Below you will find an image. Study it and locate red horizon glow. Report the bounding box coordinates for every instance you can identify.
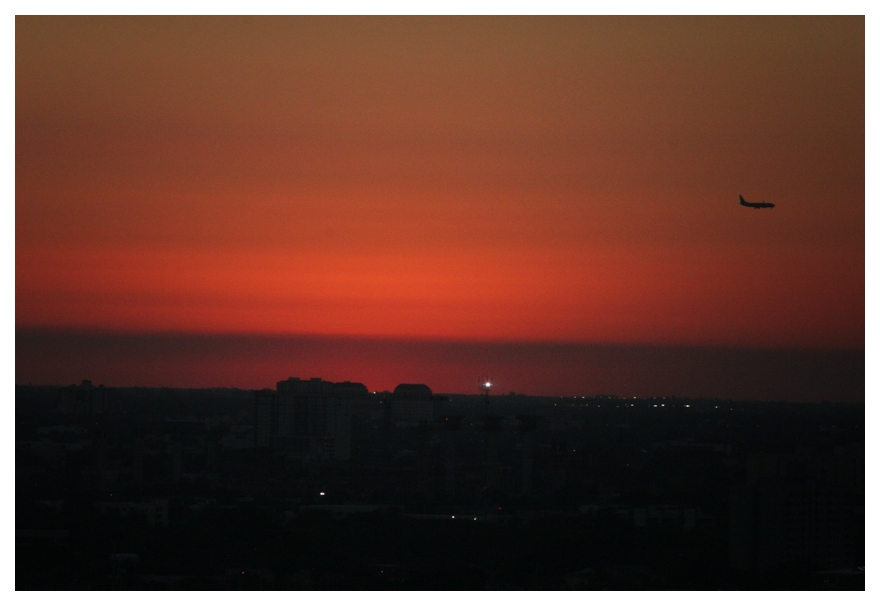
[16,17,865,392]
[14,330,865,402]
[16,240,863,349]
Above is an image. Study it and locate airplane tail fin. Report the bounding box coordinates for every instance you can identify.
[739,195,745,204]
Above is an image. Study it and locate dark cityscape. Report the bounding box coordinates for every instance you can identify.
[16,378,864,590]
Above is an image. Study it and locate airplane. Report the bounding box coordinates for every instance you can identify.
[740,194,775,209]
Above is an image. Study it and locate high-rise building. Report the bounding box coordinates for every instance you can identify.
[728,444,864,572]
[58,379,111,415]
[254,389,276,449]
[253,377,368,461]
[390,383,434,426]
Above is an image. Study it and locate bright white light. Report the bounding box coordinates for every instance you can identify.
[484,382,492,388]
[319,492,325,496]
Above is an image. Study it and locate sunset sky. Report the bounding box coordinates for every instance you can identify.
[15,16,865,400]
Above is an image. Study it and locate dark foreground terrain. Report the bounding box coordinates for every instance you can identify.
[17,384,864,590]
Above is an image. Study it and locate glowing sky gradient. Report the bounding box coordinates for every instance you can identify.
[15,17,864,398]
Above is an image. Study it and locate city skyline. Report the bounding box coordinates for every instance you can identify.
[15,330,864,402]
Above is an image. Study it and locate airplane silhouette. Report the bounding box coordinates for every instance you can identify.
[739,195,775,209]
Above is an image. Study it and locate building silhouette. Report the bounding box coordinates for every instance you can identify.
[390,383,434,426]
[728,444,864,572]
[58,379,110,415]
[254,378,367,461]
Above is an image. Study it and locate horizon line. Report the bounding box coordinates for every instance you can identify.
[14,382,866,405]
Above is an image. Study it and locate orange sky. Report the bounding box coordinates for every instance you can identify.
[16,16,864,355]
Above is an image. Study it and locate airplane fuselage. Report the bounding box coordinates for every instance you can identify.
[739,195,774,209]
